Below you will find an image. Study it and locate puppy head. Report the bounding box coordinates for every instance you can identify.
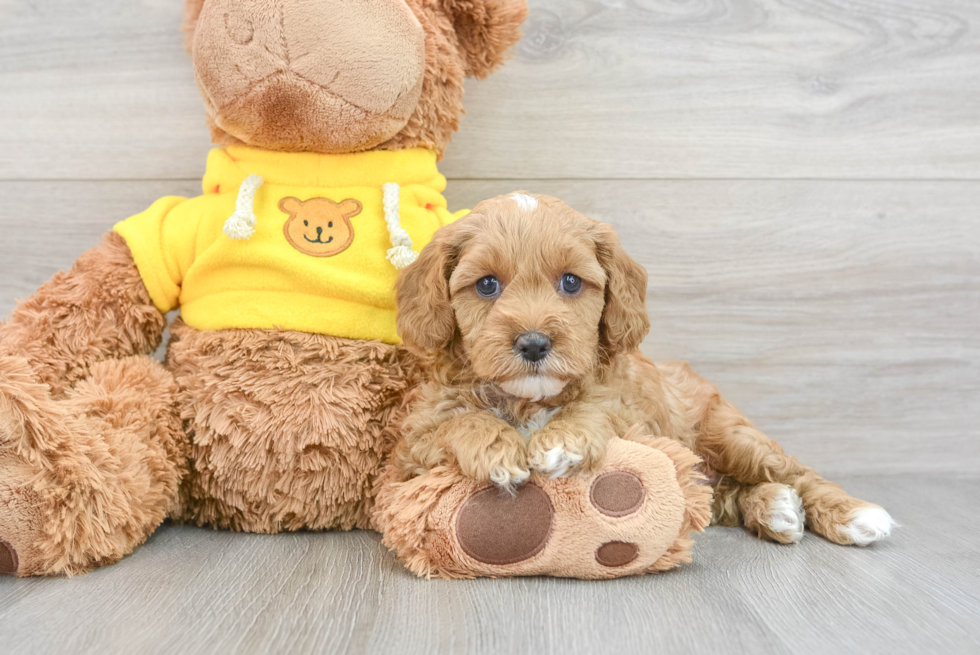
[396,192,650,400]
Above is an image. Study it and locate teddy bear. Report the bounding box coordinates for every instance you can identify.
[0,0,715,581]
[0,0,530,577]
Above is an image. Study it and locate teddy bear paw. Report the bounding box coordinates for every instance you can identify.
[0,539,18,575]
[453,466,657,572]
[0,452,47,577]
[376,437,712,579]
[441,438,711,578]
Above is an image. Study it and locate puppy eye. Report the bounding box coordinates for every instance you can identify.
[303,220,309,226]
[475,275,501,298]
[328,221,333,228]
[560,273,582,295]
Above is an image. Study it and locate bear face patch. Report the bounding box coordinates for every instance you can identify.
[280,197,362,257]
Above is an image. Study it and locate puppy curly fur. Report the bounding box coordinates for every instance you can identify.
[393,192,894,546]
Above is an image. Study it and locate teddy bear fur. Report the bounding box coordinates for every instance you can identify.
[0,0,528,576]
[183,0,526,156]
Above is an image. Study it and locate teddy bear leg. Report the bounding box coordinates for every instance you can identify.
[0,449,45,576]
[167,323,421,533]
[0,354,187,576]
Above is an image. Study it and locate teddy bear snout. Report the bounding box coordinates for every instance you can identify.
[193,0,426,152]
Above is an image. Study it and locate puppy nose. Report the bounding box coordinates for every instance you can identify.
[316,226,323,234]
[515,332,552,363]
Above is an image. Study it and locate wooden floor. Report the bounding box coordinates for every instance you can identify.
[1,0,978,653]
[0,475,977,654]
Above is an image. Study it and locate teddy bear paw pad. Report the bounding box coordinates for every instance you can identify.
[589,470,645,517]
[456,483,554,565]
[0,538,18,575]
[595,540,640,567]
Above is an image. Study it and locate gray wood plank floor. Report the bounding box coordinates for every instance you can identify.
[0,475,977,655]
[3,0,980,180]
[1,0,978,653]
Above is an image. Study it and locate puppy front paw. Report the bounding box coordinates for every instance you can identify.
[457,432,529,494]
[488,464,531,493]
[529,446,583,478]
[528,430,602,479]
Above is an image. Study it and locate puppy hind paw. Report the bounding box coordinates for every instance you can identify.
[529,446,584,478]
[740,483,805,544]
[765,487,805,544]
[838,507,896,546]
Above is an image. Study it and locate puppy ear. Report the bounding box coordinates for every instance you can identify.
[396,223,461,352]
[443,0,529,79]
[594,223,651,354]
[182,0,207,54]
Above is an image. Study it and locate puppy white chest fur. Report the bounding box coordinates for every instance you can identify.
[499,376,566,402]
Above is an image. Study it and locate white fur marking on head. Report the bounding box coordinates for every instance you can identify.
[530,446,583,478]
[223,174,264,240]
[500,376,566,402]
[510,193,538,212]
[767,487,805,543]
[841,507,896,546]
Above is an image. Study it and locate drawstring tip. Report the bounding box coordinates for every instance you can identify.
[386,245,418,269]
[223,215,256,240]
[223,174,264,241]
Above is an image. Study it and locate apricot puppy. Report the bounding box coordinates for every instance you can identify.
[393,192,896,547]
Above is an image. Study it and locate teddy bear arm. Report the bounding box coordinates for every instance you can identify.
[0,231,165,395]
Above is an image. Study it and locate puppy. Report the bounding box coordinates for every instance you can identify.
[393,192,895,546]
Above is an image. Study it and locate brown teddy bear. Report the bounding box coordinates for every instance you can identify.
[0,0,529,577]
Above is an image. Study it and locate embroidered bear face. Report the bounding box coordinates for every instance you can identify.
[280,197,362,257]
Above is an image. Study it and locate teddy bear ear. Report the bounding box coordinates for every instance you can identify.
[279,197,303,215]
[338,199,363,219]
[181,0,207,54]
[443,0,530,79]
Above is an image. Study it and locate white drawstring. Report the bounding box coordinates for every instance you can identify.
[382,182,418,269]
[223,174,264,240]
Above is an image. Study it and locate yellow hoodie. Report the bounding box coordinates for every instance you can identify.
[114,146,465,344]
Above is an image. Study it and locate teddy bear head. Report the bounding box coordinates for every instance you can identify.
[182,0,528,156]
